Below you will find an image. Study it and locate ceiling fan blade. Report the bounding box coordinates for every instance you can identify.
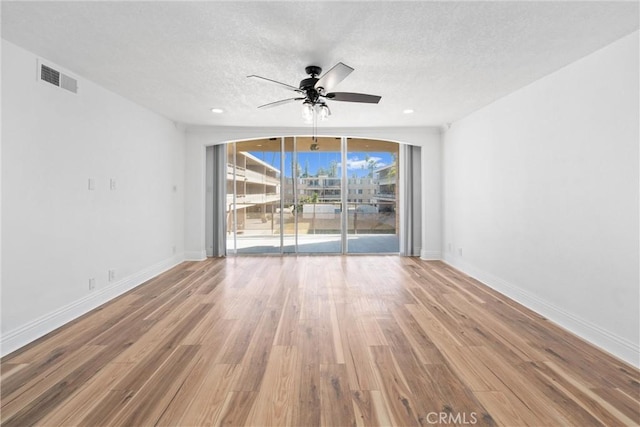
[325,92,381,104]
[314,62,354,92]
[248,75,303,93]
[257,97,305,109]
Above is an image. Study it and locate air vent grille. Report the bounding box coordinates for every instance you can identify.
[39,62,78,94]
[40,64,60,86]
[60,74,78,93]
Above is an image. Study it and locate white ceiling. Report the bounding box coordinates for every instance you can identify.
[2,1,638,128]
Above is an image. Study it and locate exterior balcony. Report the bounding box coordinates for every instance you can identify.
[377,176,396,186]
[227,164,279,186]
[227,193,281,210]
[375,192,396,202]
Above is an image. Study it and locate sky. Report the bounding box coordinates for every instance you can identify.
[249,151,394,178]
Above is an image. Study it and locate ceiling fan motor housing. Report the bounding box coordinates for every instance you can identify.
[299,77,318,90]
[300,65,323,103]
[300,78,320,103]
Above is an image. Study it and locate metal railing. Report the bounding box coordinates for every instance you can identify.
[227,193,281,206]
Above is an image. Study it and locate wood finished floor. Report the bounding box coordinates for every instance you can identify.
[1,256,639,427]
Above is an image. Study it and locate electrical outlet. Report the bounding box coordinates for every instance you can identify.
[89,278,96,290]
[88,178,95,191]
[110,178,117,190]
[108,269,116,282]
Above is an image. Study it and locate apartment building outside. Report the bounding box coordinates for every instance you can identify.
[226,151,281,234]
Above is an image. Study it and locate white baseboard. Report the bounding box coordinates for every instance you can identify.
[420,250,442,260]
[1,254,185,357]
[442,256,639,367]
[184,250,207,261]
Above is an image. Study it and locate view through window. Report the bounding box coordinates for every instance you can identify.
[226,137,399,254]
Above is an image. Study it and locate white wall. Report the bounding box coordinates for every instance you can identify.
[184,126,442,260]
[1,40,187,355]
[442,31,639,366]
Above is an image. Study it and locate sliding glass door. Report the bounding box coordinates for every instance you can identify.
[346,139,399,253]
[282,138,296,254]
[227,138,282,254]
[295,137,343,253]
[225,136,399,254]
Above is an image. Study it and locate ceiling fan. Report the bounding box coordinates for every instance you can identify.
[248,62,381,121]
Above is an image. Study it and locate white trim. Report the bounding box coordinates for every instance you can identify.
[420,250,441,260]
[443,256,640,367]
[0,254,185,357]
[186,125,442,148]
[184,250,207,261]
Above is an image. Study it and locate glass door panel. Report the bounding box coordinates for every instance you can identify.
[346,139,399,253]
[227,138,283,254]
[282,137,297,253]
[295,137,342,253]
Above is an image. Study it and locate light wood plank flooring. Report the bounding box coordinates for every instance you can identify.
[1,256,639,426]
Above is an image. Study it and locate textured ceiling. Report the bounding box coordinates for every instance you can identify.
[2,1,638,128]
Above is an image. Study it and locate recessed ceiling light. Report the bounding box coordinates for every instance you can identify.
[403,109,414,114]
[210,108,224,114]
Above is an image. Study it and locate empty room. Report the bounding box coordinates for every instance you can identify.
[1,1,638,426]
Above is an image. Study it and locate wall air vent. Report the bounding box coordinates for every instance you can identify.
[40,64,60,86]
[38,61,78,94]
[60,74,78,93]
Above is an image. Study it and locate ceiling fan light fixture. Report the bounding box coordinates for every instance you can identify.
[302,101,314,123]
[319,103,331,121]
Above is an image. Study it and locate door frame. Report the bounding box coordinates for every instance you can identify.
[218,135,401,255]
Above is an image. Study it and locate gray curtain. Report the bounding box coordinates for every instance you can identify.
[211,144,227,257]
[400,144,422,256]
